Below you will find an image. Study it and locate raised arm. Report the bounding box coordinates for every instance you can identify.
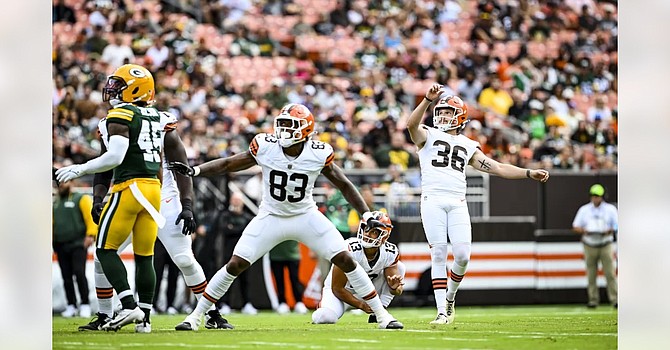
[407,83,443,148]
[469,149,550,182]
[168,151,258,177]
[321,163,369,215]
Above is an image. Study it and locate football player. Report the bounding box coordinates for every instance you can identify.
[312,211,405,324]
[169,103,404,330]
[77,110,231,332]
[406,84,550,325]
[56,64,164,331]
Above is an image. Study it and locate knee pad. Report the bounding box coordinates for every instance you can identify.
[311,308,338,324]
[173,253,195,269]
[430,244,449,265]
[452,243,471,266]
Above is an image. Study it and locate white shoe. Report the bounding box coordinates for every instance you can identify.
[166,306,179,315]
[102,306,145,331]
[429,313,448,325]
[276,302,290,315]
[61,305,77,318]
[349,309,364,315]
[241,302,258,315]
[135,321,151,333]
[445,300,456,324]
[175,315,201,331]
[293,302,308,315]
[218,304,232,315]
[79,304,92,318]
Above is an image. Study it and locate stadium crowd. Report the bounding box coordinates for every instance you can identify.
[53,0,618,174]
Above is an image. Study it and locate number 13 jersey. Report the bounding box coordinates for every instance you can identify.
[416,125,479,197]
[249,133,335,217]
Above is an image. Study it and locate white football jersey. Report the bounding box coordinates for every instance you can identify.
[416,125,480,197]
[324,237,400,293]
[249,134,335,216]
[97,110,179,199]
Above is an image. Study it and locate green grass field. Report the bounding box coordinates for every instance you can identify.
[53,305,617,350]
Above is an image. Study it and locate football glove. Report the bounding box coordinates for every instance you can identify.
[167,161,196,177]
[91,197,105,225]
[55,164,88,183]
[175,207,197,235]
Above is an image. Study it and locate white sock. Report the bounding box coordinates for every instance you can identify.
[345,264,390,321]
[430,244,448,315]
[446,263,466,302]
[193,266,236,317]
[94,258,114,316]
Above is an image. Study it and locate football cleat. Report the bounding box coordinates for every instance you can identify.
[368,314,377,323]
[429,313,448,325]
[445,300,456,324]
[175,315,202,331]
[135,320,151,333]
[78,312,112,331]
[205,310,234,329]
[102,307,145,332]
[379,318,404,329]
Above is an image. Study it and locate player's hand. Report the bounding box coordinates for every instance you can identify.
[530,169,550,183]
[55,164,88,183]
[386,274,404,291]
[167,161,196,177]
[91,201,105,225]
[358,301,373,314]
[175,207,197,235]
[426,83,443,102]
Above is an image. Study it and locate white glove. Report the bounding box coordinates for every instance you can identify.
[55,164,88,183]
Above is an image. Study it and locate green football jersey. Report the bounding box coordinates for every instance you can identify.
[105,103,162,183]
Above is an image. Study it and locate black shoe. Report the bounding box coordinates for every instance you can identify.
[78,312,112,331]
[175,321,195,331]
[381,320,404,329]
[205,310,234,329]
[613,303,618,309]
[368,314,377,323]
[587,302,598,309]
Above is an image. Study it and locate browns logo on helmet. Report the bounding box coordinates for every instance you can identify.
[274,103,316,148]
[433,95,468,132]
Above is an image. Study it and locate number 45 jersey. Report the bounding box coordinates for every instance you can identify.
[249,133,335,217]
[417,125,480,197]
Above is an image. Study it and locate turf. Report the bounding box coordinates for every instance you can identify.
[53,305,617,350]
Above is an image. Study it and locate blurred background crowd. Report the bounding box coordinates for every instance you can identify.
[53,0,618,174]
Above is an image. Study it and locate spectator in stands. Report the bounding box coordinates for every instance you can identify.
[373,131,417,170]
[526,99,546,141]
[456,70,483,105]
[264,78,289,111]
[478,76,513,116]
[101,33,135,68]
[586,94,613,129]
[85,25,109,56]
[572,184,618,309]
[53,178,97,318]
[53,0,76,24]
[420,23,450,54]
[145,36,170,71]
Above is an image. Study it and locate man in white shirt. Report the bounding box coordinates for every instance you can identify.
[572,184,618,308]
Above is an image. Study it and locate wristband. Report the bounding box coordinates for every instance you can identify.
[526,169,531,178]
[424,96,434,102]
[193,166,201,177]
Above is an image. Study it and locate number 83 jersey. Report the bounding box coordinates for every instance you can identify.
[249,133,335,217]
[417,125,480,197]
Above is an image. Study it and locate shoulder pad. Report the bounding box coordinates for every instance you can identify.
[250,133,278,156]
[160,111,178,132]
[107,107,134,122]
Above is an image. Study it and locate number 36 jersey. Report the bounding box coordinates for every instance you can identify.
[249,133,335,217]
[417,125,480,197]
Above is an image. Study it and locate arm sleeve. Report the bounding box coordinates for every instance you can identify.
[78,195,98,236]
[81,135,129,174]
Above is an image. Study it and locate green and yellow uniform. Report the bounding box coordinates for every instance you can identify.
[97,103,162,256]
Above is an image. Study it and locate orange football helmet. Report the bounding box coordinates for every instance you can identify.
[357,211,393,248]
[274,103,316,147]
[433,95,468,132]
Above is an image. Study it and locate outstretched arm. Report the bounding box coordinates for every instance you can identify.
[469,149,550,182]
[168,151,258,177]
[331,265,373,313]
[321,163,369,215]
[407,83,443,148]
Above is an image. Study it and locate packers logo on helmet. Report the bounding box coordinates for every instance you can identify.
[103,64,155,105]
